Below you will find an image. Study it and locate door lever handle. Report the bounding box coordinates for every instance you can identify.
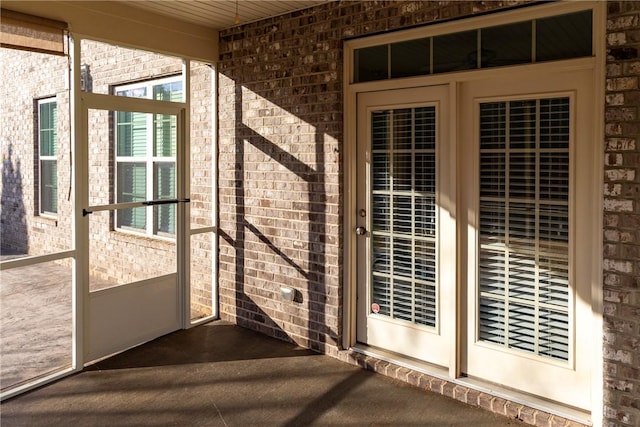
[355,226,367,235]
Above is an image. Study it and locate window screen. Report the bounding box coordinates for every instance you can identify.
[478,97,570,361]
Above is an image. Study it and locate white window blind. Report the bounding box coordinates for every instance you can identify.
[370,106,437,327]
[478,97,570,361]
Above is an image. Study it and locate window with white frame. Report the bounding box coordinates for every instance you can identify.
[114,77,182,237]
[38,98,58,215]
[353,10,592,83]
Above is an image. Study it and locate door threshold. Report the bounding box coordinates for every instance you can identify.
[350,344,591,426]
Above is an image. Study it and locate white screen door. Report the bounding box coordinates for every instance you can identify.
[81,94,186,362]
[356,86,454,368]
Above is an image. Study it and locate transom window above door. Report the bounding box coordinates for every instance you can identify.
[114,77,182,237]
[353,9,592,83]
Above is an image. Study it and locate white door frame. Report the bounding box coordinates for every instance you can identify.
[70,34,199,364]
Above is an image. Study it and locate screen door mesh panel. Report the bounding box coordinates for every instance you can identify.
[370,107,437,327]
[478,97,570,361]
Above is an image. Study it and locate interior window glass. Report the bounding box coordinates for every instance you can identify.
[536,10,592,62]
[355,45,388,83]
[391,38,430,78]
[433,30,477,74]
[117,162,147,230]
[154,163,176,235]
[481,21,532,68]
[38,100,58,215]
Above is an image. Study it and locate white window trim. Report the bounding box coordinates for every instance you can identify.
[37,97,58,217]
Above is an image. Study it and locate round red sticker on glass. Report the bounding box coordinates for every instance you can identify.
[371,303,380,314]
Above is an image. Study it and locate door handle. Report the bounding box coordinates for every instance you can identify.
[141,198,190,206]
[355,226,367,235]
[82,198,191,216]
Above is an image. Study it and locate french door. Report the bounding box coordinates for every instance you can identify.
[355,68,595,410]
[355,85,455,368]
[460,69,595,410]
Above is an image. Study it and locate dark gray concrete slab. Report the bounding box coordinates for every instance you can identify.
[1,321,518,427]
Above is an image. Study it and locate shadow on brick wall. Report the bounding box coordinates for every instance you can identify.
[1,143,29,255]
[217,79,337,348]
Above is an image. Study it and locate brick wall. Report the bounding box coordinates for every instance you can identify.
[604,2,640,426]
[0,49,70,256]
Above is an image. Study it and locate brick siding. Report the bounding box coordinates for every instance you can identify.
[604,2,640,427]
[217,0,530,357]
[1,50,69,255]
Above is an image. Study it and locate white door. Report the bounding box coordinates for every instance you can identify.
[460,69,595,410]
[81,93,186,362]
[356,85,455,368]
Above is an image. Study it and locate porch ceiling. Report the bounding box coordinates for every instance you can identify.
[1,0,331,61]
[123,1,332,30]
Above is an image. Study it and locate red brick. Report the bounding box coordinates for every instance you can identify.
[533,411,553,427]
[453,385,468,403]
[491,397,508,415]
[477,393,493,411]
[442,382,456,398]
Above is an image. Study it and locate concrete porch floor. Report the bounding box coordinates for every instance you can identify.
[1,320,519,426]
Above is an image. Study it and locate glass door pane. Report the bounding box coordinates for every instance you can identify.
[477,97,570,361]
[370,107,438,327]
